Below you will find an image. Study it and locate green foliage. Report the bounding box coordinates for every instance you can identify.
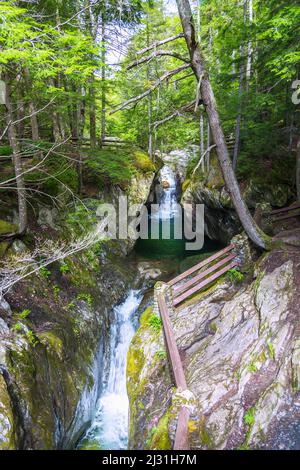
[52,284,60,300]
[267,340,275,360]
[26,329,39,347]
[25,152,78,196]
[65,203,98,235]
[155,349,167,360]
[0,145,12,156]
[13,322,22,332]
[244,408,255,427]
[59,263,70,274]
[39,267,51,279]
[148,314,162,331]
[247,362,258,374]
[227,269,244,283]
[85,147,154,190]
[18,309,31,319]
[76,293,93,307]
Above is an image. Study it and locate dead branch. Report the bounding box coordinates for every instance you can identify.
[135,33,184,56]
[110,64,190,114]
[127,50,189,70]
[152,100,196,130]
[0,217,109,296]
[0,98,56,141]
[192,144,216,176]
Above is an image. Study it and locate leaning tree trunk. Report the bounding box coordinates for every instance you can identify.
[4,72,27,234]
[176,0,268,249]
[200,113,204,172]
[297,138,300,201]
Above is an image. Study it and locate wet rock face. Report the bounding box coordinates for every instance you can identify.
[181,152,294,244]
[127,248,300,449]
[0,252,135,450]
[0,170,156,450]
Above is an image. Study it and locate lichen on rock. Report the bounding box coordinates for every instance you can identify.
[127,246,300,450]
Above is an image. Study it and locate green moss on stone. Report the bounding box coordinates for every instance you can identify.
[149,410,171,450]
[0,220,17,236]
[38,332,64,359]
[0,241,9,258]
[199,416,213,449]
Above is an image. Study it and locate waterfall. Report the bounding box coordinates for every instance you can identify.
[79,290,142,450]
[155,165,180,220]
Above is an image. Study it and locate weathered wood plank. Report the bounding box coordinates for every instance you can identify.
[272,211,300,221]
[157,294,187,390]
[174,406,190,450]
[173,252,236,297]
[168,244,235,287]
[271,202,300,215]
[173,260,238,307]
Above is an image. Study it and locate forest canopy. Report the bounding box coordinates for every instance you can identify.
[0,0,299,241]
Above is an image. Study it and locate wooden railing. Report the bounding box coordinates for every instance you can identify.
[157,244,239,450]
[157,294,190,450]
[169,244,238,307]
[271,202,300,222]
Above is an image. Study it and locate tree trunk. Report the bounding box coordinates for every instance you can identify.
[197,1,204,172]
[16,74,25,139]
[4,72,27,234]
[232,0,247,171]
[49,78,61,142]
[24,68,39,140]
[206,121,211,172]
[77,86,86,141]
[146,12,153,158]
[206,26,213,172]
[245,0,253,93]
[89,75,96,148]
[297,138,300,201]
[200,113,204,172]
[175,0,267,249]
[101,16,106,146]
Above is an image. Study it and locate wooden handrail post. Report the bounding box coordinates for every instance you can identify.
[174,406,190,450]
[157,293,187,390]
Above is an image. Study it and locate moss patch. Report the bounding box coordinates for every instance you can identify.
[0,220,17,236]
[149,410,171,450]
[0,241,9,257]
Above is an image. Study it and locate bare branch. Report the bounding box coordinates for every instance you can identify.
[135,33,184,56]
[0,217,109,296]
[152,100,196,130]
[0,98,56,140]
[192,145,216,176]
[110,64,190,114]
[127,50,189,70]
[0,137,70,188]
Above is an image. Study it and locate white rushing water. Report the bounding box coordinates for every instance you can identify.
[81,290,142,450]
[155,165,180,220]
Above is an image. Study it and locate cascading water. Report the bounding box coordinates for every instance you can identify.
[155,165,180,220]
[78,162,221,450]
[79,290,142,450]
[136,164,186,258]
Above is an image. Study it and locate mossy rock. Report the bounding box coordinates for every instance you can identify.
[149,410,171,450]
[0,220,17,236]
[0,375,16,449]
[0,241,9,258]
